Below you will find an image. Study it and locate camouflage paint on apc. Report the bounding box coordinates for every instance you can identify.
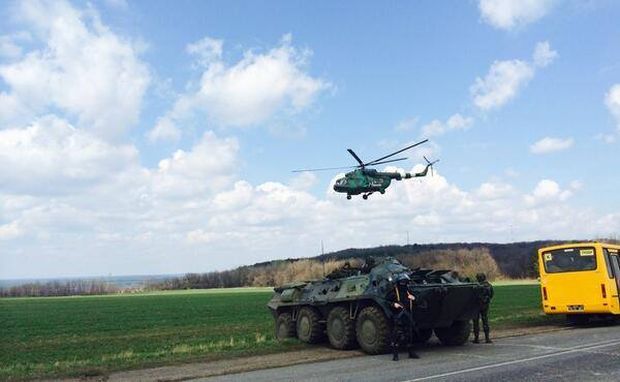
[267,258,483,329]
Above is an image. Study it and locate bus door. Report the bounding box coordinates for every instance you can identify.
[606,249,620,301]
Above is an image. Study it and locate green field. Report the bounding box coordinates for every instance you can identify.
[0,284,555,380]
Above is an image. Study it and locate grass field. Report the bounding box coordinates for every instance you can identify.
[0,284,555,380]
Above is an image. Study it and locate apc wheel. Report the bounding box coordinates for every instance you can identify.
[413,328,433,344]
[275,312,296,340]
[327,307,358,350]
[434,320,471,346]
[296,307,325,343]
[355,306,390,354]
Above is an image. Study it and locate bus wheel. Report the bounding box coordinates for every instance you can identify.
[566,314,590,326]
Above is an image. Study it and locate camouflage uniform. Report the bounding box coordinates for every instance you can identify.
[390,276,419,361]
[472,273,494,344]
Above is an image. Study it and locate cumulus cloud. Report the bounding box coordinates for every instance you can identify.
[478,0,557,30]
[476,182,514,200]
[0,137,602,278]
[149,34,330,142]
[533,41,558,68]
[530,137,574,154]
[0,0,150,139]
[471,41,557,111]
[421,113,473,137]
[524,179,572,206]
[152,131,239,198]
[0,115,138,194]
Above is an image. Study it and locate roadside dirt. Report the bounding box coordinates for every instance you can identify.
[58,325,568,382]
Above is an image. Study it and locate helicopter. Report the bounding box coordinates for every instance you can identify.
[293,139,438,200]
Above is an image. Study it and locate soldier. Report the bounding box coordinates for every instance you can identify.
[472,272,494,344]
[390,275,420,361]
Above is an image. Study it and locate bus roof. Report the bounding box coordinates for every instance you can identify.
[538,242,620,253]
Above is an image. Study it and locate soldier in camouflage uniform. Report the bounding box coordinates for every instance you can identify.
[472,272,494,344]
[390,275,420,361]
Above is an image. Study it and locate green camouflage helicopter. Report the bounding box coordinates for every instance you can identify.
[293,139,438,200]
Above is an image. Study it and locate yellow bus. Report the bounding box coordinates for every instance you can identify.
[538,242,620,323]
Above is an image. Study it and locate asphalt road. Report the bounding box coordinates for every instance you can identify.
[197,325,620,382]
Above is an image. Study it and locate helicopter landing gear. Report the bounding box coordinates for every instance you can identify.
[362,192,373,200]
[380,189,385,194]
[346,195,352,200]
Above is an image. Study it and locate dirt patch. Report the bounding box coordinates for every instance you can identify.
[56,325,566,382]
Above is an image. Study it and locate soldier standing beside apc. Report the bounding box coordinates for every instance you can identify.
[472,272,494,344]
[390,275,420,361]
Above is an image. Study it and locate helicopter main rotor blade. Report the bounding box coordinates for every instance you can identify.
[366,157,408,166]
[365,139,429,166]
[291,165,358,173]
[347,149,365,167]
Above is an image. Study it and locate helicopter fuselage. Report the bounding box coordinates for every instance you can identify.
[333,169,401,196]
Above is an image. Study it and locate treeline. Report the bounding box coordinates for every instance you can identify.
[397,247,501,280]
[0,279,118,298]
[149,259,349,290]
[150,247,503,290]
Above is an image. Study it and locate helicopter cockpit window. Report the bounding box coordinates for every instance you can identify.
[336,178,347,186]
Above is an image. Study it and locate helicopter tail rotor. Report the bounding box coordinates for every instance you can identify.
[423,156,439,176]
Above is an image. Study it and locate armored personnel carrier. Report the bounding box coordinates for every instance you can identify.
[267,257,484,354]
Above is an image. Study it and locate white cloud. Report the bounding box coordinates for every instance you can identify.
[186,36,223,67]
[476,182,514,200]
[471,42,556,111]
[530,137,574,154]
[478,0,557,30]
[0,115,138,194]
[0,138,602,278]
[0,0,150,139]
[533,41,558,68]
[149,34,330,142]
[421,113,473,137]
[524,179,572,206]
[152,131,239,198]
[471,60,534,110]
[289,172,318,191]
[606,84,620,129]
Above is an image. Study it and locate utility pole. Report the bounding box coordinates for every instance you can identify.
[321,240,325,277]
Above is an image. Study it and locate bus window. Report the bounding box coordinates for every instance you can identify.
[604,248,618,278]
[542,247,597,273]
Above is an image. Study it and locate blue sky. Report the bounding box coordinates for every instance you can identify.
[1,0,620,279]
